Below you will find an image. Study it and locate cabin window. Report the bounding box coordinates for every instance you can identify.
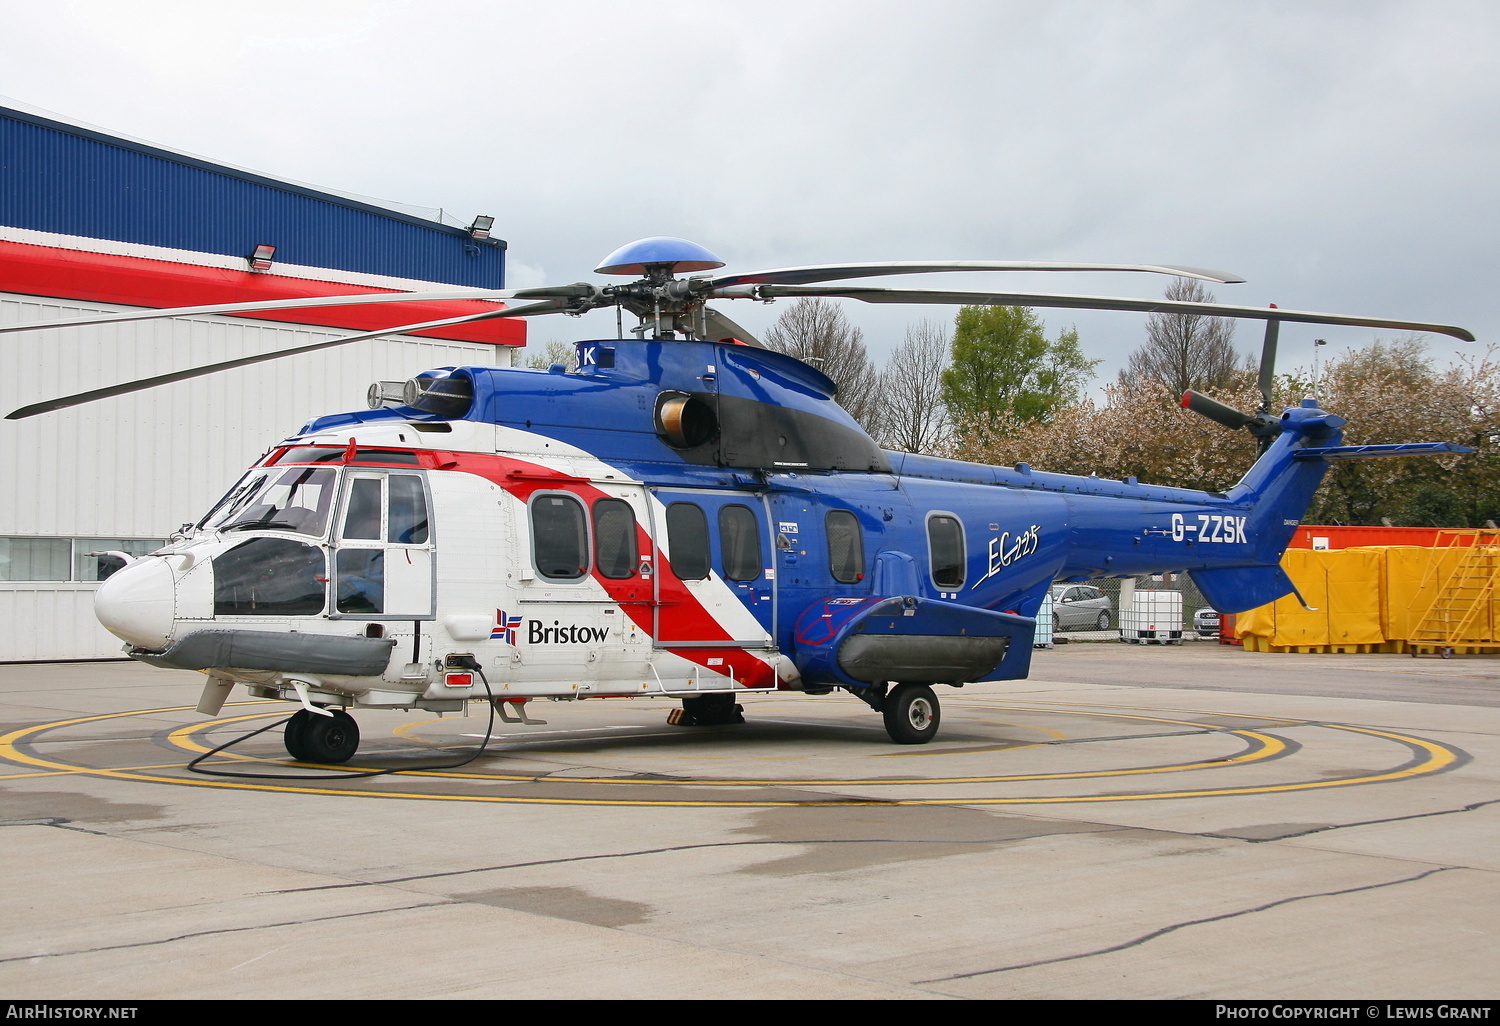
[531,494,589,580]
[214,538,326,616]
[825,510,864,584]
[665,502,709,581]
[927,514,966,589]
[719,504,762,582]
[592,498,638,580]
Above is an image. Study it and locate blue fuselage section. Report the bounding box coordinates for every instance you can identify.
[304,339,1340,685]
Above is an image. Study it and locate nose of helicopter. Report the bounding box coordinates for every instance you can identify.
[94,556,176,650]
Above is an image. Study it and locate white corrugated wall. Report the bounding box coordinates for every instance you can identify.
[0,291,515,659]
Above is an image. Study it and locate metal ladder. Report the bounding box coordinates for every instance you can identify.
[1409,530,1500,655]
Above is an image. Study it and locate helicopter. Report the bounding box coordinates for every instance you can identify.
[0,237,1475,759]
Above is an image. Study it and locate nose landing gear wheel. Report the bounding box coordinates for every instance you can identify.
[883,683,940,745]
[285,709,360,764]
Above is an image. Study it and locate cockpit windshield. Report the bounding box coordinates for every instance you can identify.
[198,467,338,537]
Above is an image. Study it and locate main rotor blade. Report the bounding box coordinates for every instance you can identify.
[701,305,764,348]
[755,285,1477,343]
[6,300,568,420]
[0,284,596,336]
[707,261,1246,289]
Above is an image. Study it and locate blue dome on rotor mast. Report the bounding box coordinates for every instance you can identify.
[594,237,726,275]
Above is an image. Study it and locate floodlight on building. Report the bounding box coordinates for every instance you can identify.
[248,244,276,271]
[467,215,495,240]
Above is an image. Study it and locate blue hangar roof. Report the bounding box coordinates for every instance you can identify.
[0,103,505,288]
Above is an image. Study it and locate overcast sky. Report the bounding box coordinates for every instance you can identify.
[2,0,1495,390]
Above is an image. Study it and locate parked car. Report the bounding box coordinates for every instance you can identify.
[1193,606,1221,639]
[1050,583,1113,631]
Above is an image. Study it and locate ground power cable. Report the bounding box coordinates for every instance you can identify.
[186,661,501,781]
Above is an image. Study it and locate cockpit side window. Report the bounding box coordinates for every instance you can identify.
[342,478,383,540]
[214,538,326,616]
[388,475,430,544]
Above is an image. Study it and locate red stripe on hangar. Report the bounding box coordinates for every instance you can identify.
[0,240,524,346]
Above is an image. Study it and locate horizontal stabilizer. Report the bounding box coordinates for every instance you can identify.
[1293,442,1474,461]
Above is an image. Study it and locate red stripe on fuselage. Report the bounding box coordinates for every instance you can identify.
[448,452,779,689]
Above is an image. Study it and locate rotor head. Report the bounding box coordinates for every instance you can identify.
[594,237,726,276]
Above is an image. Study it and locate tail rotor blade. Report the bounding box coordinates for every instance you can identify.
[1181,390,1256,431]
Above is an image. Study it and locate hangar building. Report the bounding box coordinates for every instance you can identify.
[0,101,526,660]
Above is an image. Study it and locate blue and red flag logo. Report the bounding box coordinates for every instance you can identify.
[492,610,524,645]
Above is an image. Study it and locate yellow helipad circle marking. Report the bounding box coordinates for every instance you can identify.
[162,705,1286,786]
[0,701,1461,808]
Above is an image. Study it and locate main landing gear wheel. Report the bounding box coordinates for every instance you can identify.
[284,709,360,764]
[668,693,745,727]
[883,683,940,745]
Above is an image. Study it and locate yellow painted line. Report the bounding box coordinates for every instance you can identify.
[7,703,1281,788]
[0,703,1461,808]
[163,706,1285,785]
[874,741,1046,758]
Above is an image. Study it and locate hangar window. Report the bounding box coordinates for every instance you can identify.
[0,538,165,582]
[531,494,589,580]
[665,502,709,581]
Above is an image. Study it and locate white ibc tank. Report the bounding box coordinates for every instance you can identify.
[1120,590,1184,644]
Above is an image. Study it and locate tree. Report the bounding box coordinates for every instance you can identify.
[878,319,951,454]
[940,305,1097,441]
[523,339,576,370]
[1300,336,1500,527]
[956,334,1500,528]
[763,298,882,435]
[1122,279,1240,398]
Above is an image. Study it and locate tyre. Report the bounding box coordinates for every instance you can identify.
[296,709,360,764]
[1095,610,1110,631]
[284,709,313,761]
[680,692,744,726]
[882,683,940,745]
